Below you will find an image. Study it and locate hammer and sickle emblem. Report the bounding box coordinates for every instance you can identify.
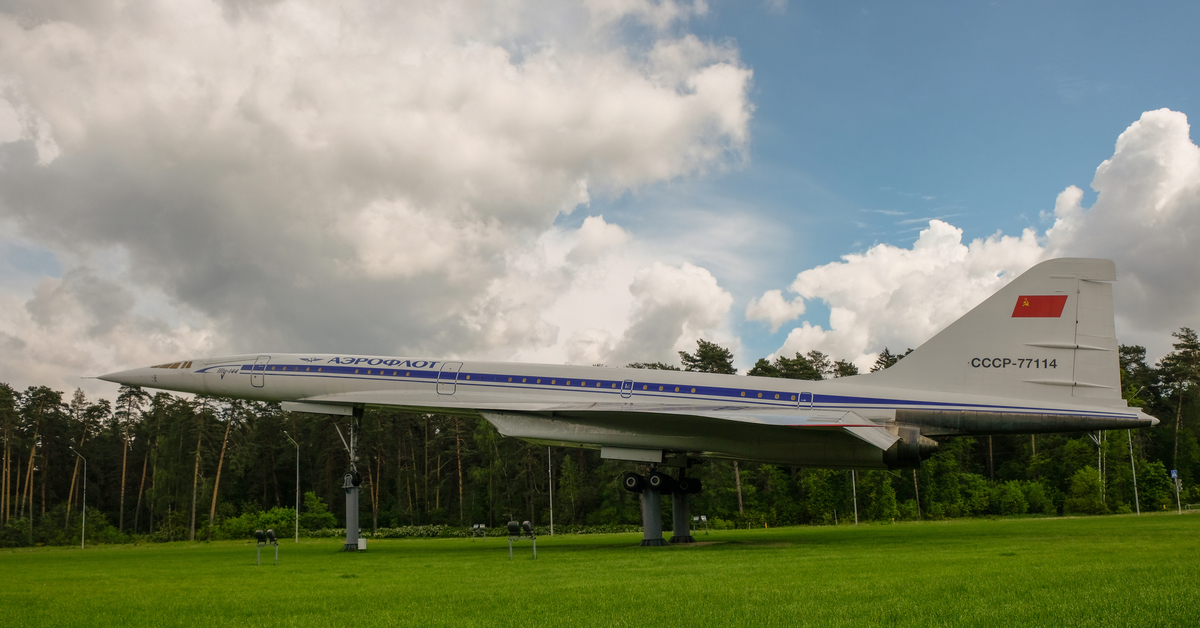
[1022,298,1030,307]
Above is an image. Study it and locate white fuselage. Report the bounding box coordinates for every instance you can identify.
[100,352,1155,470]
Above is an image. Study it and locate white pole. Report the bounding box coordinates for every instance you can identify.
[1128,430,1140,515]
[296,444,299,542]
[547,447,554,536]
[284,431,299,543]
[1088,431,1105,504]
[70,447,86,549]
[851,470,858,525]
[82,455,86,548]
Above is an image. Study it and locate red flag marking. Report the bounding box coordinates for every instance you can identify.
[1011,295,1068,318]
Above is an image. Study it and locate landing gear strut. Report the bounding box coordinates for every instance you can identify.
[669,468,697,544]
[623,463,702,546]
[639,482,666,547]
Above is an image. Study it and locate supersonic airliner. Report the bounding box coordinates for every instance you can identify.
[100,258,1157,471]
[100,257,1158,544]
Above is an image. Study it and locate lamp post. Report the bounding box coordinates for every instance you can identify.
[1127,387,1144,516]
[851,470,859,525]
[69,447,86,549]
[283,431,299,543]
[547,446,554,536]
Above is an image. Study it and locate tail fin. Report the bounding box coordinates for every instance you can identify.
[866,258,1123,406]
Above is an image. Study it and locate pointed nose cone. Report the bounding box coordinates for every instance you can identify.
[98,367,158,388]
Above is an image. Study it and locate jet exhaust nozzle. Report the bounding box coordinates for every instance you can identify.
[883,425,939,469]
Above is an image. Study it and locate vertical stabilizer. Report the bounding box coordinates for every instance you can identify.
[865,258,1123,405]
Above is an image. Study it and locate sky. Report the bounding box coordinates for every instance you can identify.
[1,0,1198,398]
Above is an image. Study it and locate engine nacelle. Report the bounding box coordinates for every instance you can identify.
[883,424,939,469]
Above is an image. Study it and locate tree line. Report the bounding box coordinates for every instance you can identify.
[2,329,1198,546]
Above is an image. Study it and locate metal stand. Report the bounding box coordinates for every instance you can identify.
[640,488,665,546]
[255,529,279,565]
[507,521,537,559]
[507,536,537,559]
[339,408,363,552]
[343,473,360,551]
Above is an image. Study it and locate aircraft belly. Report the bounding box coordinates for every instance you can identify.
[480,411,887,469]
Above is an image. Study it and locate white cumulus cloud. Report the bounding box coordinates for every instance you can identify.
[745,289,805,333]
[1045,108,1200,349]
[603,261,735,366]
[757,108,1200,368]
[767,221,1043,370]
[0,0,752,391]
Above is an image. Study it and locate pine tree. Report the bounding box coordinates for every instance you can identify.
[114,385,150,532]
[833,359,859,378]
[679,339,736,374]
[746,353,822,380]
[0,383,17,524]
[626,362,681,371]
[870,347,913,372]
[1160,328,1200,472]
[557,454,582,524]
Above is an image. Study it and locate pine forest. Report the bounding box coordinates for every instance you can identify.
[2,329,1198,547]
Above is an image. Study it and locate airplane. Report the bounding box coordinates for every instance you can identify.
[99,258,1158,545]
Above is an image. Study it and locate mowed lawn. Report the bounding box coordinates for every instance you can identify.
[2,514,1197,627]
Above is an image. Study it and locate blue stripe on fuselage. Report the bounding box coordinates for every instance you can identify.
[194,362,1138,420]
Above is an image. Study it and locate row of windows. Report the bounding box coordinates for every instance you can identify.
[267,365,422,377]
[464,374,618,388]
[463,375,796,401]
[257,364,802,402]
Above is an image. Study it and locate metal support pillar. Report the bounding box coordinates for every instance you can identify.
[342,473,360,551]
[670,468,694,544]
[639,488,665,546]
[341,407,362,552]
[669,492,694,543]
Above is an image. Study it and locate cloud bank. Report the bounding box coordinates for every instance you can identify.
[0,0,750,393]
[0,0,1194,394]
[750,109,1200,369]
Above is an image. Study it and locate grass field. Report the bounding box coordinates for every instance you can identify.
[2,513,1198,627]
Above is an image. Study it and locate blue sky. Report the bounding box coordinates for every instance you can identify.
[579,0,1200,364]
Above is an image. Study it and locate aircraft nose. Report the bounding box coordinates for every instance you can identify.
[98,367,157,387]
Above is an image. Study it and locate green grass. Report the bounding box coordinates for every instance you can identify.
[3,513,1198,627]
